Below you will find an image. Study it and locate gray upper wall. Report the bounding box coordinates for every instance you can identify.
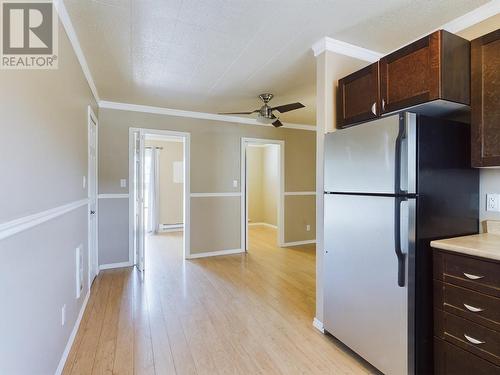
[0,27,97,223]
[98,108,316,194]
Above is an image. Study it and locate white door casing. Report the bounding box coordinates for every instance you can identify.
[87,106,98,286]
[240,137,285,250]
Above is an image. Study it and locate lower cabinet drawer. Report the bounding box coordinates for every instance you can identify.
[434,337,500,375]
[434,280,500,331]
[435,311,500,366]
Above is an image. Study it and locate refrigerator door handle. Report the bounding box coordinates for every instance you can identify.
[394,197,407,287]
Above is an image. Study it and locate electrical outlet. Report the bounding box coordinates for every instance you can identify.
[306,224,311,232]
[233,180,238,188]
[61,305,66,326]
[486,194,500,212]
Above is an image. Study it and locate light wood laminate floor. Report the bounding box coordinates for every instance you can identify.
[63,226,373,374]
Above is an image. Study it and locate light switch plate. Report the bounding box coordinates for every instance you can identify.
[120,179,127,188]
[486,194,500,212]
[233,180,238,188]
[82,176,86,189]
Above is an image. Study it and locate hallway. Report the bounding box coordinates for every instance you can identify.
[63,226,371,374]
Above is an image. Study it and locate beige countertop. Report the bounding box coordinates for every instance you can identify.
[431,221,500,261]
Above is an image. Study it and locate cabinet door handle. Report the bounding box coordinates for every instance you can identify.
[464,334,485,345]
[463,303,484,313]
[463,272,484,280]
[381,98,386,111]
[371,102,377,115]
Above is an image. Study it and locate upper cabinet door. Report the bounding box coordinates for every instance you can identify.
[471,29,500,168]
[337,62,379,128]
[380,31,441,114]
[380,30,470,115]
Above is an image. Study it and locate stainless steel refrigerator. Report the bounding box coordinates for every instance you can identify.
[324,112,479,375]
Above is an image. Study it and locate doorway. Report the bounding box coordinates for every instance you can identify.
[87,106,98,287]
[241,138,284,251]
[129,128,190,272]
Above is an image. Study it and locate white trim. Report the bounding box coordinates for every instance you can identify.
[0,199,88,241]
[313,318,325,334]
[87,105,99,291]
[383,1,500,56]
[99,261,133,270]
[54,289,90,375]
[187,248,244,259]
[311,37,383,61]
[311,1,500,60]
[442,0,500,33]
[98,193,129,199]
[284,191,316,196]
[241,138,285,250]
[53,0,99,102]
[190,192,242,198]
[99,101,316,131]
[248,222,277,229]
[282,239,316,247]
[129,127,191,260]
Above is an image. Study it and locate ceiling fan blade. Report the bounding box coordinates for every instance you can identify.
[218,110,258,115]
[272,102,305,113]
[272,119,283,128]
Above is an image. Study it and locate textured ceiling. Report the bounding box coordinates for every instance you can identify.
[64,0,490,124]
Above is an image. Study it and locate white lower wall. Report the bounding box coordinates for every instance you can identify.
[0,206,89,374]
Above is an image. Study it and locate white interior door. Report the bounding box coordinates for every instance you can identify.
[134,131,146,272]
[88,109,98,286]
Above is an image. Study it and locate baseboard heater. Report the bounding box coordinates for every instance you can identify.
[159,223,183,232]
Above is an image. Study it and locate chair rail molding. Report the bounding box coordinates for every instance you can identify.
[0,199,89,241]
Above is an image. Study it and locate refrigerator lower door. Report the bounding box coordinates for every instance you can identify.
[324,194,409,375]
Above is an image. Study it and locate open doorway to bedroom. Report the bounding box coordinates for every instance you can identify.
[241,138,284,252]
[130,128,190,273]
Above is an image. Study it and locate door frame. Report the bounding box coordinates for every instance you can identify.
[129,127,191,264]
[240,137,285,250]
[87,106,99,287]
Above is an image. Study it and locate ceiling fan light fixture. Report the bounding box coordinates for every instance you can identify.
[256,115,276,124]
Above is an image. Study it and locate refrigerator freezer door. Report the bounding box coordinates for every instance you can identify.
[324,194,408,375]
[324,113,416,194]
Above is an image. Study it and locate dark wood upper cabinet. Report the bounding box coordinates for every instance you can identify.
[337,62,379,128]
[471,29,500,168]
[379,30,470,115]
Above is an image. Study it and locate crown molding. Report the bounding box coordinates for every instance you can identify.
[54,0,99,102]
[311,37,383,61]
[312,1,499,60]
[441,0,500,33]
[99,100,316,131]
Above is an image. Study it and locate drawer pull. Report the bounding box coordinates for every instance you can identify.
[463,272,484,280]
[464,334,485,345]
[463,303,484,313]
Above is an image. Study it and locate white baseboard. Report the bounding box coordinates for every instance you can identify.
[281,239,316,247]
[187,248,244,259]
[99,261,133,270]
[248,222,277,229]
[55,289,90,375]
[313,317,325,333]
